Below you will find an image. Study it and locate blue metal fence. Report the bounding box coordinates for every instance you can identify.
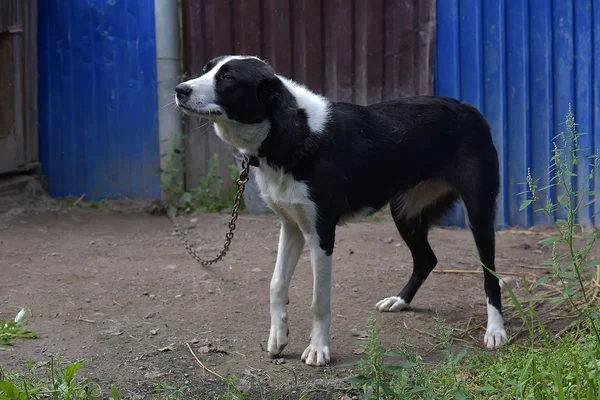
[435,0,600,228]
[38,0,160,199]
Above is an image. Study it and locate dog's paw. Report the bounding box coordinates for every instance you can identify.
[267,324,289,357]
[484,325,507,349]
[301,344,330,366]
[376,296,409,312]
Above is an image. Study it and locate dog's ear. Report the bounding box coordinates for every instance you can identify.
[257,75,282,105]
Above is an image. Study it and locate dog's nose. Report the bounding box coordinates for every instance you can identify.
[175,83,193,97]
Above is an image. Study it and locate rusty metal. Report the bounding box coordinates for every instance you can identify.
[180,0,435,195]
[169,155,251,266]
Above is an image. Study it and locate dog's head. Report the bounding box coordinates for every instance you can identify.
[175,55,330,157]
[175,55,282,125]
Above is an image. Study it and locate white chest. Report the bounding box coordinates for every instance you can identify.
[253,163,317,234]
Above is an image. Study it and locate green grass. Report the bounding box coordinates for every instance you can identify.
[159,133,245,216]
[0,309,36,350]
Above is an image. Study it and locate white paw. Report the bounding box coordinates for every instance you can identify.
[301,344,330,366]
[267,323,289,357]
[376,296,409,312]
[484,299,507,349]
[484,325,507,349]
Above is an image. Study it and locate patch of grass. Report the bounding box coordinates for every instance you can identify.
[52,196,116,211]
[341,315,472,399]
[0,309,36,350]
[0,357,104,400]
[159,134,244,215]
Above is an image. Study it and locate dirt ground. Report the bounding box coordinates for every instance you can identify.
[0,178,559,398]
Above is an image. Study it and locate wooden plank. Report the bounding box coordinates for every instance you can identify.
[233,0,261,55]
[383,0,416,100]
[12,0,24,166]
[0,33,18,173]
[353,0,384,105]
[24,0,39,164]
[414,0,435,96]
[291,0,323,93]
[179,0,436,211]
[181,0,210,190]
[262,0,292,77]
[323,0,353,101]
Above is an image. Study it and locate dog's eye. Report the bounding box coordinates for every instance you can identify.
[201,67,207,74]
[222,73,233,81]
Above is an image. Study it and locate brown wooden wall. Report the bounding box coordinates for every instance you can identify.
[0,0,38,175]
[181,0,436,189]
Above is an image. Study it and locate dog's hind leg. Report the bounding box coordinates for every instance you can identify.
[377,189,457,312]
[267,220,305,358]
[458,177,507,349]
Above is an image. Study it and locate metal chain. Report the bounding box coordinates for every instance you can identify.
[168,155,251,266]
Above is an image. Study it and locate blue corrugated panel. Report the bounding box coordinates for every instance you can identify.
[38,0,160,199]
[435,0,600,228]
[435,0,467,227]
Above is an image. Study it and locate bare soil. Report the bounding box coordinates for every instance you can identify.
[0,183,561,398]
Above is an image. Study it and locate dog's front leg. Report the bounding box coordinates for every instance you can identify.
[301,235,333,366]
[267,220,305,357]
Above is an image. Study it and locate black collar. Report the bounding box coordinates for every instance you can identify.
[248,155,260,167]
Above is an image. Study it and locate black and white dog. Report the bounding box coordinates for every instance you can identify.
[175,55,507,366]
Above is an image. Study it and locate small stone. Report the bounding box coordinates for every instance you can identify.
[189,218,198,225]
[165,264,177,270]
[352,287,358,292]
[384,237,394,244]
[149,294,156,299]
[175,294,183,298]
[349,249,354,255]
[252,267,262,272]
[273,358,286,365]
[199,345,211,353]
[84,298,91,303]
[138,366,147,370]
[534,249,542,254]
[150,329,159,335]
[207,289,215,294]
[352,348,365,355]
[190,339,200,344]
[395,243,402,247]
[142,291,149,296]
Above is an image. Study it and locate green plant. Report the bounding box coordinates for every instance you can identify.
[0,357,102,400]
[466,105,600,399]
[158,134,186,205]
[159,135,244,215]
[0,309,36,349]
[341,315,428,399]
[520,105,600,339]
[219,375,249,400]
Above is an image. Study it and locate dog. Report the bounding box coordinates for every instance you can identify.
[175,55,507,366]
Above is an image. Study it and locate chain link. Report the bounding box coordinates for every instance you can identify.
[168,155,250,266]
